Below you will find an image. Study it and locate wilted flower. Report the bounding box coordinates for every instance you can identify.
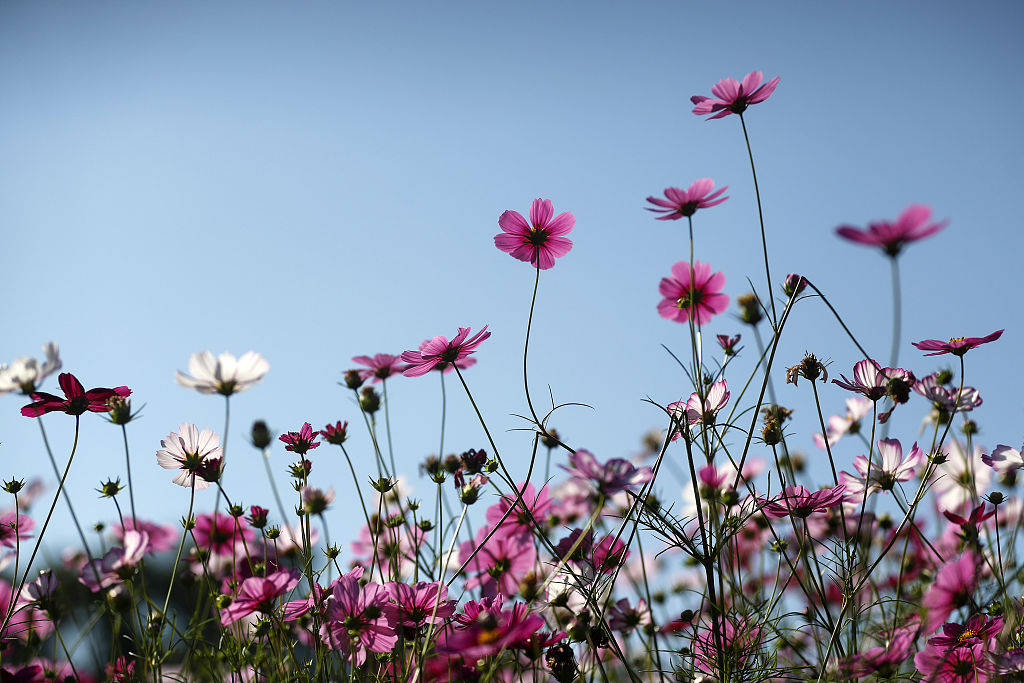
[175,350,269,396]
[717,333,741,357]
[494,198,574,270]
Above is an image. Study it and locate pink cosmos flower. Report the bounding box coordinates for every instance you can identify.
[841,621,918,678]
[193,513,253,556]
[657,261,729,326]
[401,326,490,377]
[913,330,1004,357]
[933,440,991,514]
[113,518,177,554]
[691,71,780,119]
[105,658,136,683]
[156,423,224,490]
[915,373,983,413]
[494,198,574,270]
[562,449,653,497]
[692,617,762,677]
[80,531,149,592]
[608,598,652,634]
[922,552,979,633]
[459,526,537,598]
[716,333,741,357]
[669,380,730,436]
[279,422,320,455]
[485,482,552,538]
[983,443,1023,474]
[1,663,45,682]
[20,372,130,418]
[813,396,872,449]
[0,579,52,643]
[928,614,1002,651]
[220,570,300,626]
[915,643,992,682]
[839,439,924,507]
[440,600,545,661]
[761,485,847,519]
[832,359,893,401]
[645,179,728,220]
[319,567,398,665]
[351,354,405,383]
[386,581,455,631]
[0,511,33,548]
[836,204,947,257]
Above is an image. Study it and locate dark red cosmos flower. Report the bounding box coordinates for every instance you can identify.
[943,504,996,529]
[279,422,321,455]
[912,330,1004,357]
[319,420,349,446]
[21,372,130,418]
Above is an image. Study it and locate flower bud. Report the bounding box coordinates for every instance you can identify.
[342,369,364,390]
[106,397,138,425]
[359,387,381,414]
[247,506,269,528]
[782,273,808,298]
[97,479,124,498]
[2,478,25,495]
[250,420,272,449]
[737,293,763,326]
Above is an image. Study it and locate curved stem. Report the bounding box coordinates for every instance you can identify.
[523,265,543,427]
[212,396,230,515]
[119,424,138,522]
[35,419,97,574]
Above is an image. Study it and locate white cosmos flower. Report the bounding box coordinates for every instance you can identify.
[0,342,61,395]
[156,422,224,490]
[932,439,990,513]
[175,350,269,396]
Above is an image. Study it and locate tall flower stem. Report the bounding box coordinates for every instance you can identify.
[523,265,543,427]
[438,372,447,459]
[4,416,81,634]
[120,424,137,522]
[739,111,777,326]
[889,257,902,370]
[261,446,290,527]
[382,378,399,475]
[212,396,230,515]
[36,419,97,575]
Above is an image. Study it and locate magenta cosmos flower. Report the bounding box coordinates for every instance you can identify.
[836,204,947,257]
[912,330,1003,357]
[351,353,405,383]
[761,484,847,519]
[494,198,574,270]
[279,422,320,455]
[220,570,300,626]
[645,179,728,220]
[922,551,979,633]
[386,581,455,632]
[459,525,537,598]
[657,261,729,325]
[401,326,490,377]
[21,372,130,418]
[319,567,398,665]
[691,71,780,120]
[562,449,653,497]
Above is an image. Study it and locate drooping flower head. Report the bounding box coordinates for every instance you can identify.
[645,179,728,220]
[351,354,405,383]
[156,423,224,490]
[279,422,321,456]
[915,372,983,415]
[0,342,60,395]
[691,71,780,119]
[21,372,131,418]
[836,204,947,257]
[657,261,729,326]
[175,350,269,396]
[983,443,1024,474]
[912,330,1004,357]
[562,449,653,497]
[401,326,490,377]
[494,199,574,270]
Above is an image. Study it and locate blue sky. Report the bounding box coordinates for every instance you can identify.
[1,1,1021,549]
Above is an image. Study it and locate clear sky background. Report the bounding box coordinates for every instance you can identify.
[1,1,1022,551]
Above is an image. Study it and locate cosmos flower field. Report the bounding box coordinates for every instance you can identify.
[0,71,1021,682]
